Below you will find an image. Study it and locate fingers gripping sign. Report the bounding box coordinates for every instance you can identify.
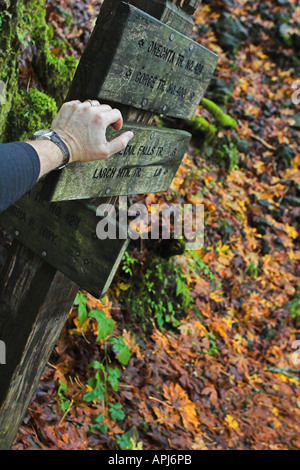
[51,100,134,164]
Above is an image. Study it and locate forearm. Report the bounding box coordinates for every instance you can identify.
[0,142,40,213]
[26,140,67,179]
[0,140,65,213]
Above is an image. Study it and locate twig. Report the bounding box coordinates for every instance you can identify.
[149,396,174,408]
[251,135,276,151]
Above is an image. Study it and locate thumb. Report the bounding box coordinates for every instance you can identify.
[106,131,134,157]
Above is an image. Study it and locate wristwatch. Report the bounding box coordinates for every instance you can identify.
[32,128,70,170]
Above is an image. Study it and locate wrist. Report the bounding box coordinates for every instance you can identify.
[52,130,76,164]
[27,140,67,179]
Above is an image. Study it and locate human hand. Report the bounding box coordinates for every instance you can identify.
[51,100,134,164]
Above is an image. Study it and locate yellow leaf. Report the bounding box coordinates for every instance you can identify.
[285,223,298,240]
[289,377,299,386]
[224,414,239,431]
[118,282,131,291]
[85,384,93,394]
[130,437,143,450]
[209,291,224,303]
[216,241,231,257]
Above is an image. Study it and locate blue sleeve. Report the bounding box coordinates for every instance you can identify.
[0,142,40,213]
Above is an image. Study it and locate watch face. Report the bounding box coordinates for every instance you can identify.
[33,129,52,138]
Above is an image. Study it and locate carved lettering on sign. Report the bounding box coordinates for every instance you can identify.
[40,123,192,202]
[94,4,219,119]
[146,40,206,78]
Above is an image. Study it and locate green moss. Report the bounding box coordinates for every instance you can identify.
[0,0,79,142]
[0,1,26,138]
[5,88,57,142]
[34,51,78,106]
[26,0,78,106]
[184,97,237,148]
[186,116,217,144]
[201,97,237,129]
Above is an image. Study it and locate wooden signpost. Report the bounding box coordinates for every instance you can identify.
[0,0,218,449]
[41,125,192,201]
[86,3,217,119]
[0,185,129,298]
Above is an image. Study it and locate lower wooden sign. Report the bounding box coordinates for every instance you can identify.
[0,185,129,298]
[41,124,191,202]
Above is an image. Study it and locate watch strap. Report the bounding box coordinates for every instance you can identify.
[32,129,70,169]
[48,129,70,170]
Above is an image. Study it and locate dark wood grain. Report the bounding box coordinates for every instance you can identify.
[0,241,78,449]
[0,184,129,298]
[87,3,218,119]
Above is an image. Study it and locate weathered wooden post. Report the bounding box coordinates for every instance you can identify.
[0,0,218,449]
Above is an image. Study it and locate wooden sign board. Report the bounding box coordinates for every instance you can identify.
[86,2,219,119]
[0,185,129,298]
[41,124,191,202]
[128,0,196,36]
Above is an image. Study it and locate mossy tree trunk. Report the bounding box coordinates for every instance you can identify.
[0,0,78,143]
[0,0,23,136]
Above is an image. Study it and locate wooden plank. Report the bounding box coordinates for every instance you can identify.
[130,0,195,35]
[0,184,129,299]
[66,0,197,106]
[0,241,78,450]
[176,0,202,14]
[40,124,191,202]
[86,2,218,119]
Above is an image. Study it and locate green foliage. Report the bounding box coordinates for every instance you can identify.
[245,261,259,279]
[120,255,191,330]
[205,333,220,356]
[109,337,131,366]
[109,403,125,421]
[74,292,88,327]
[57,380,71,413]
[82,314,131,445]
[285,295,300,319]
[107,366,121,392]
[194,255,216,280]
[89,310,115,342]
[121,251,138,276]
[84,371,105,402]
[89,414,108,434]
[215,141,239,171]
[115,432,133,450]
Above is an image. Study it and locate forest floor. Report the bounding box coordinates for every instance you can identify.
[12,0,300,450]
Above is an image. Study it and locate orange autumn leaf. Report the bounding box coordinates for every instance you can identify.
[163,383,199,434]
